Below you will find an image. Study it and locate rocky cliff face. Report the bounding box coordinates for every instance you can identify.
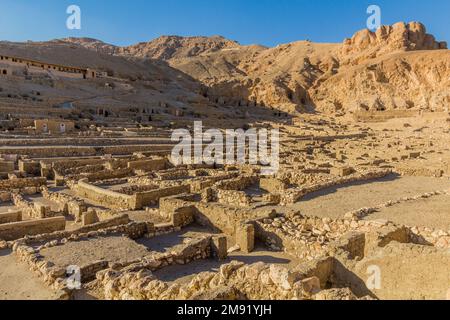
[312,50,450,113]
[311,22,449,113]
[342,22,446,55]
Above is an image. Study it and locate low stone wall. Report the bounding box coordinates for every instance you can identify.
[135,185,191,207]
[8,218,145,248]
[353,110,419,122]
[190,173,238,192]
[69,179,137,210]
[407,225,450,249]
[116,184,158,195]
[41,187,87,221]
[0,145,172,158]
[10,220,149,299]
[395,166,445,178]
[217,190,251,207]
[280,169,392,205]
[0,160,15,173]
[171,206,195,228]
[63,164,105,176]
[94,236,223,300]
[0,216,66,241]
[253,214,409,260]
[159,194,196,219]
[159,194,265,237]
[0,210,22,224]
[194,202,265,236]
[83,168,133,182]
[11,193,44,218]
[18,160,41,175]
[0,177,47,191]
[127,158,168,171]
[52,159,105,174]
[339,189,450,249]
[74,214,134,236]
[95,260,329,300]
[214,175,258,191]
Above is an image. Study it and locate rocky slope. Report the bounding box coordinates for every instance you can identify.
[0,40,188,82]
[0,39,213,118]
[63,35,241,60]
[61,22,449,114]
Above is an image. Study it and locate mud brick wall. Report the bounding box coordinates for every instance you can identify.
[353,110,419,122]
[0,216,66,241]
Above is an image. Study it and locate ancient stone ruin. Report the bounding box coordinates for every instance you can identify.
[0,19,448,301]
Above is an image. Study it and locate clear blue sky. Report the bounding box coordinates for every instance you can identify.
[0,0,448,47]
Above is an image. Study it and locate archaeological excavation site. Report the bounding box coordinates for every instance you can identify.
[0,3,448,303]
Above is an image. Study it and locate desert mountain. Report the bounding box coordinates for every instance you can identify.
[26,22,450,115]
[62,35,242,60]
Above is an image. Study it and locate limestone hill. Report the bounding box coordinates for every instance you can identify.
[4,21,449,116]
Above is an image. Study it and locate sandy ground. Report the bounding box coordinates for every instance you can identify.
[284,175,450,220]
[363,194,450,230]
[39,236,151,268]
[0,249,60,300]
